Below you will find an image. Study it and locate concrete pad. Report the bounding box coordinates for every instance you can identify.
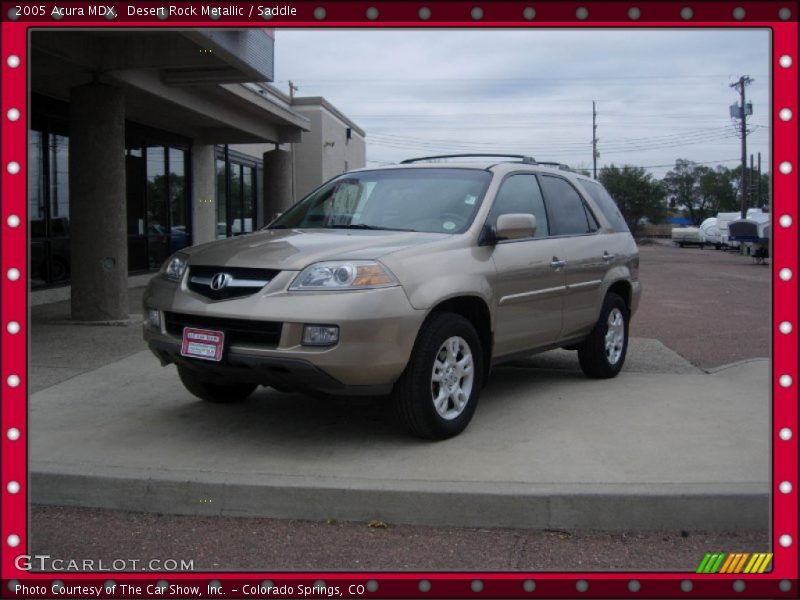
[512,337,701,374]
[30,350,769,531]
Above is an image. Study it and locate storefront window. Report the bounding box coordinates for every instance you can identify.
[216,158,227,239]
[30,93,192,288]
[29,129,46,287]
[168,147,189,253]
[128,141,190,272]
[216,146,258,238]
[49,134,69,224]
[29,130,45,237]
[242,165,254,233]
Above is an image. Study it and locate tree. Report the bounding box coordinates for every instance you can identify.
[697,165,737,216]
[598,164,666,236]
[663,160,740,224]
[730,165,771,210]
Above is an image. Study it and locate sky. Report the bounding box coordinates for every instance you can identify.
[273,29,770,178]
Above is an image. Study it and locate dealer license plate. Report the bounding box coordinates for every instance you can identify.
[180,327,225,362]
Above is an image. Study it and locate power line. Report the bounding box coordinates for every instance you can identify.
[367,125,747,148]
[276,73,769,84]
[365,156,747,171]
[366,127,761,155]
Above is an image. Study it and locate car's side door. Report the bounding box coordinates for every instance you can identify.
[537,174,609,340]
[488,173,567,357]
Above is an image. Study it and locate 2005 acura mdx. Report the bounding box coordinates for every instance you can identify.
[143,154,641,439]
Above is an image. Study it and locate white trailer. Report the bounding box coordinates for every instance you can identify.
[671,226,705,248]
[699,217,722,248]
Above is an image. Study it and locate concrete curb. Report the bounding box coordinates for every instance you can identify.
[31,466,769,532]
[703,357,770,374]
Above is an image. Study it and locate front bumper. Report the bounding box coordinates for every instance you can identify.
[143,272,426,395]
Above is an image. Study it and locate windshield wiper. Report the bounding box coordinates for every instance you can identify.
[325,224,417,232]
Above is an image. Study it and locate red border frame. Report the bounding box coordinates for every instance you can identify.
[1,2,797,598]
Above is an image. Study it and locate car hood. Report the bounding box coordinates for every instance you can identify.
[182,229,450,270]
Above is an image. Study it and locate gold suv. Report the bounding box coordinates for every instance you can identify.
[143,154,641,439]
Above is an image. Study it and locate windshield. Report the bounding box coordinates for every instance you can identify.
[268,168,492,234]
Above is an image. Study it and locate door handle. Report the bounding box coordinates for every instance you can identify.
[550,258,566,269]
[602,252,616,262]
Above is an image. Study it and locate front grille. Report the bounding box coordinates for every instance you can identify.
[187,265,280,300]
[164,312,282,347]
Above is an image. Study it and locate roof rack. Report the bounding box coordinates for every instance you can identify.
[535,161,575,172]
[400,153,537,165]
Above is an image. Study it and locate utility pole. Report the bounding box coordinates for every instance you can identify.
[288,80,298,101]
[592,101,598,179]
[757,152,762,208]
[730,76,753,219]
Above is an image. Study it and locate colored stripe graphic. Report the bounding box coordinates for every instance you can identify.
[700,552,774,574]
[734,553,750,573]
[719,553,736,573]
[744,554,759,573]
[701,552,719,573]
[710,553,726,573]
[696,553,712,573]
[753,552,772,573]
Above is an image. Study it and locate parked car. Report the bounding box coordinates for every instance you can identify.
[143,154,641,439]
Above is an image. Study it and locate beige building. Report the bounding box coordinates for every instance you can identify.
[291,97,367,200]
[228,92,367,218]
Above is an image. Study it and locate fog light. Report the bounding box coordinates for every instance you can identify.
[302,325,339,346]
[145,308,161,328]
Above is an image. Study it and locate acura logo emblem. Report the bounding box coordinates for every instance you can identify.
[210,272,233,290]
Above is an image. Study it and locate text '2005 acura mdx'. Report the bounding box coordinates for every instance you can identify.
[143,154,641,439]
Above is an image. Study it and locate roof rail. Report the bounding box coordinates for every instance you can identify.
[536,161,575,172]
[400,153,537,165]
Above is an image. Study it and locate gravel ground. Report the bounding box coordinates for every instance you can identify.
[631,241,770,369]
[31,506,769,572]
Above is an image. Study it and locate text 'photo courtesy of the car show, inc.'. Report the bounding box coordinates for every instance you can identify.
[0,2,798,600]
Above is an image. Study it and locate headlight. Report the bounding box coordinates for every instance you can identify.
[160,252,189,282]
[289,260,398,291]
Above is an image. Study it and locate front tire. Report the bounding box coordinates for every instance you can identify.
[392,313,483,440]
[577,293,629,379]
[177,365,257,403]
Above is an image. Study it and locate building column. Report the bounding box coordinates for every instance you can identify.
[69,83,128,321]
[191,143,217,245]
[262,148,293,220]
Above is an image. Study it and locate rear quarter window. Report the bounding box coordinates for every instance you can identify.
[579,179,630,233]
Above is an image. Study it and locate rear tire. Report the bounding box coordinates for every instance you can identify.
[577,293,629,379]
[177,365,257,403]
[392,313,483,440]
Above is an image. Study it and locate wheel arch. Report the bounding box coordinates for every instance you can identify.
[427,295,493,380]
[606,279,632,311]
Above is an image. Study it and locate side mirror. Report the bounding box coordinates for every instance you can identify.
[496,213,537,241]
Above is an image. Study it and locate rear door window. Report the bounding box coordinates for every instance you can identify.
[487,174,549,237]
[538,175,597,236]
